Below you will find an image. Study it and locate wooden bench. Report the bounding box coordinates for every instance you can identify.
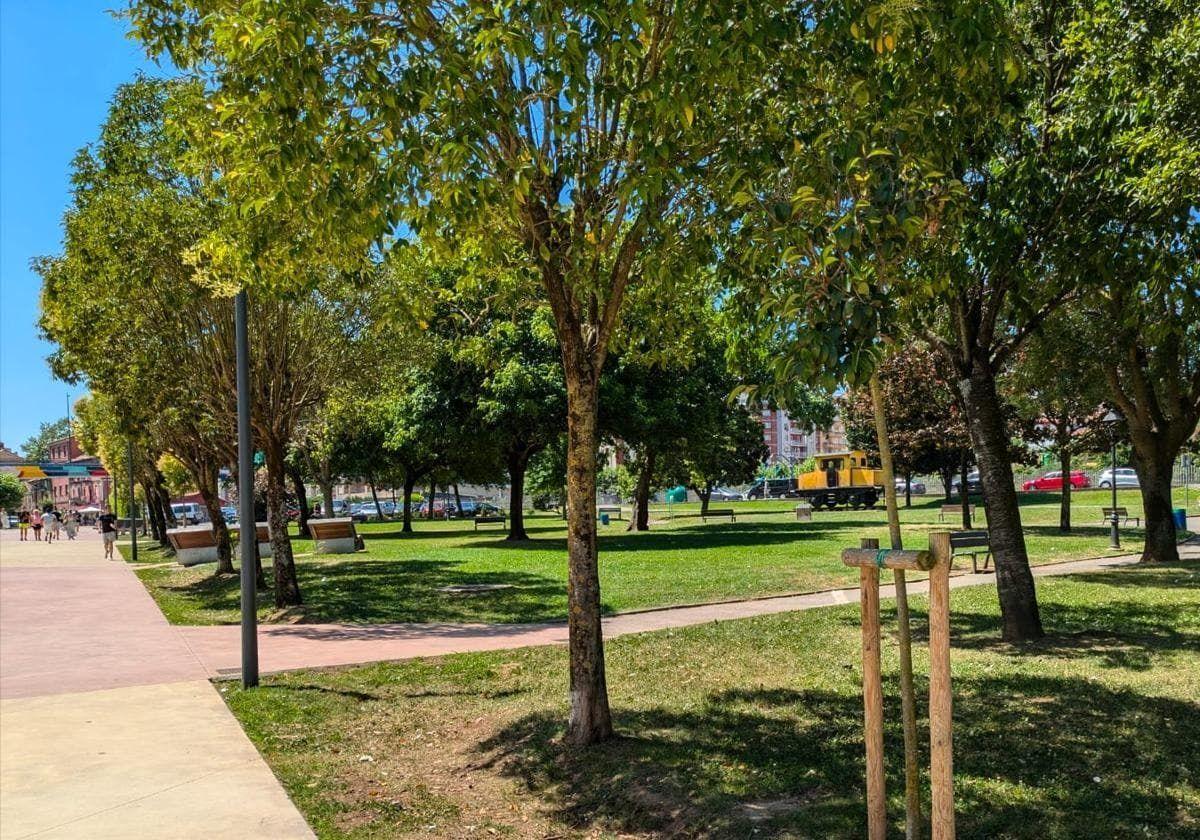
[1102,506,1140,527]
[938,504,975,523]
[308,517,360,554]
[228,522,274,558]
[794,503,814,521]
[166,524,220,567]
[474,514,507,531]
[701,507,736,523]
[950,529,992,573]
[597,505,624,521]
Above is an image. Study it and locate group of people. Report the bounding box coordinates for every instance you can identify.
[10,505,123,559]
[16,507,80,543]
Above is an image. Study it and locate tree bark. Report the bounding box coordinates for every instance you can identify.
[368,475,384,521]
[452,483,462,517]
[563,368,613,745]
[939,465,955,503]
[401,474,416,533]
[628,448,655,532]
[1058,437,1072,534]
[958,366,1044,641]
[264,439,302,607]
[1133,445,1178,563]
[318,456,334,519]
[506,447,531,540]
[288,463,312,538]
[427,478,437,520]
[197,478,234,575]
[903,473,913,508]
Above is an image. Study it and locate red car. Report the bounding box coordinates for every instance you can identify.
[1022,470,1091,491]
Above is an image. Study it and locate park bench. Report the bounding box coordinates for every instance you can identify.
[597,505,624,521]
[308,517,360,554]
[166,524,220,567]
[938,503,975,523]
[1101,506,1140,527]
[473,514,507,531]
[229,522,274,558]
[794,503,814,521]
[950,529,992,573]
[168,522,272,565]
[701,507,736,523]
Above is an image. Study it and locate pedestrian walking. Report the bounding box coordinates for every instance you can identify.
[98,508,119,559]
[64,510,79,540]
[18,510,29,541]
[30,509,43,541]
[44,508,60,543]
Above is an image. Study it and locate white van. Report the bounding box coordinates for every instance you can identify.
[171,502,209,525]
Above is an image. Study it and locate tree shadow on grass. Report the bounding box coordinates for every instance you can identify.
[159,558,575,624]
[476,675,1199,838]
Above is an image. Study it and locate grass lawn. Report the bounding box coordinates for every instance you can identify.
[223,559,1200,838]
[126,488,1194,626]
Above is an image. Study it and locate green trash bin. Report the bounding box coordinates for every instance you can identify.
[665,486,687,504]
[1173,509,1187,530]
[600,513,610,526]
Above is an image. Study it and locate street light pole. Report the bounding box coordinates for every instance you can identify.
[1103,409,1121,550]
[127,438,138,562]
[235,290,259,688]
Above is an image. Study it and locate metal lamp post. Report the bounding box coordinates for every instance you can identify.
[1103,410,1121,550]
[235,290,259,688]
[127,438,138,562]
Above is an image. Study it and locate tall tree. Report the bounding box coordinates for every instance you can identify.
[131,0,780,744]
[21,418,71,461]
[1005,312,1108,533]
[1057,0,1200,562]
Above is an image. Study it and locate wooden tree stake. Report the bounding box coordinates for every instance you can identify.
[928,531,956,839]
[858,539,887,839]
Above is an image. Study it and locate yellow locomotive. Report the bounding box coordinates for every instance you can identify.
[796,450,884,509]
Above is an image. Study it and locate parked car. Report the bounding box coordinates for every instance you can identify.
[349,505,370,523]
[745,478,799,499]
[949,472,983,496]
[1022,470,1091,491]
[7,514,18,528]
[894,478,927,495]
[219,506,238,524]
[171,502,209,525]
[710,487,745,502]
[1097,467,1140,489]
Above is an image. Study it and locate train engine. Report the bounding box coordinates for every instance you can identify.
[796,450,883,509]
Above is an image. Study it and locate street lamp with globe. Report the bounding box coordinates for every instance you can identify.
[1102,410,1122,549]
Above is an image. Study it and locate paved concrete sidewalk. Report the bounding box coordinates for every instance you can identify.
[181,547,1191,679]
[0,531,313,839]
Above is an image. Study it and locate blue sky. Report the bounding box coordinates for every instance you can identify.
[1,2,168,452]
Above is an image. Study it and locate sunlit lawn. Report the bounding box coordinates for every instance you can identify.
[126,488,1194,626]
[223,559,1200,838]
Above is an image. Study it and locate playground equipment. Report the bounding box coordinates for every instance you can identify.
[797,450,884,509]
[842,532,955,839]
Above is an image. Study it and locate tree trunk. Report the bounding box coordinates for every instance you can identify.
[939,465,955,503]
[1133,445,1178,563]
[264,439,302,607]
[903,473,913,508]
[957,366,1043,641]
[401,474,416,533]
[141,480,162,543]
[1058,439,1072,534]
[427,478,437,520]
[368,475,384,521]
[452,483,462,517]
[563,368,612,745]
[318,456,334,519]
[197,478,234,575]
[629,449,655,532]
[506,447,531,541]
[959,455,973,530]
[288,464,312,538]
